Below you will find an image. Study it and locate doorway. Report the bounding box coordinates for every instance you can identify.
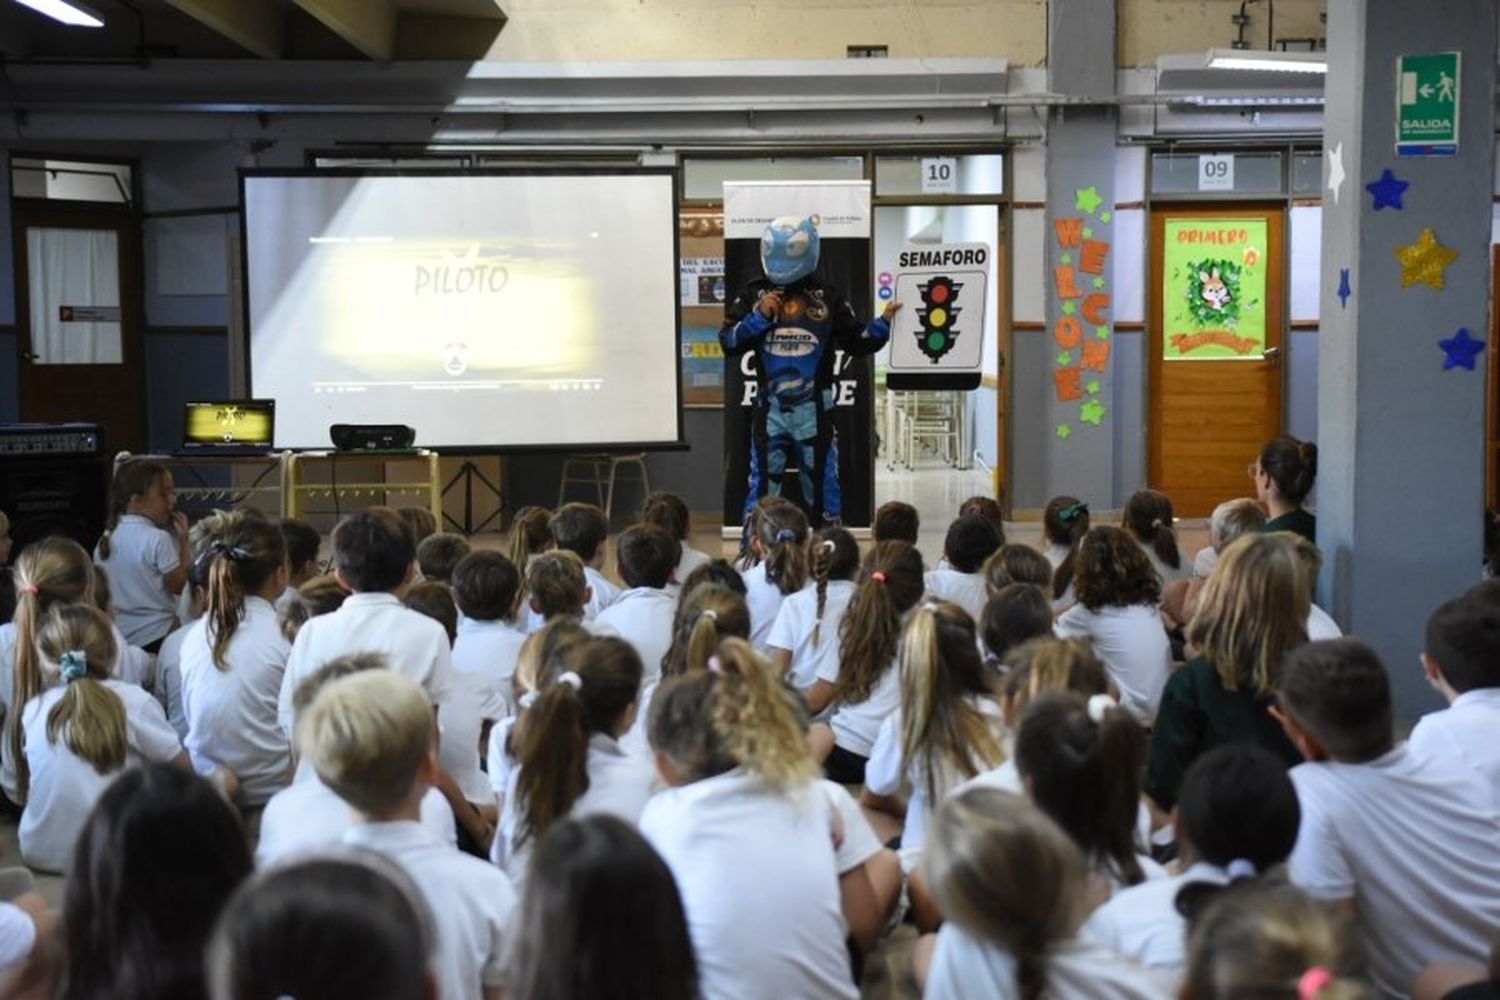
[12,202,145,453]
[1148,203,1286,516]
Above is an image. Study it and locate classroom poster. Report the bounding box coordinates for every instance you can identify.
[1162,218,1268,360]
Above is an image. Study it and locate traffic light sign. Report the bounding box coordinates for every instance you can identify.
[916,276,962,362]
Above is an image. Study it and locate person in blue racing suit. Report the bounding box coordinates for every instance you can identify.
[720,215,901,525]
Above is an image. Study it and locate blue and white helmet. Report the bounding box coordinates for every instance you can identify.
[760,215,820,285]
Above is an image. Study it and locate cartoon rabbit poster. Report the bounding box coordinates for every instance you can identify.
[1162,218,1268,360]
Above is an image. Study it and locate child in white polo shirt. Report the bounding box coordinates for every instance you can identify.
[94,457,191,652]
[255,652,456,867]
[741,501,810,649]
[550,503,621,619]
[301,668,516,1000]
[643,491,711,586]
[180,513,293,810]
[451,551,528,713]
[1410,588,1500,804]
[593,525,679,685]
[1278,638,1500,999]
[766,527,859,694]
[277,507,455,740]
[1085,743,1300,981]
[923,515,1002,623]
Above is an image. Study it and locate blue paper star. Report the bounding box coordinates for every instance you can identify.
[1337,268,1351,309]
[1439,327,1485,371]
[1365,168,1409,211]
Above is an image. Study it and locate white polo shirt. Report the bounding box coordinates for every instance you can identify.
[1409,688,1500,808]
[179,597,292,807]
[154,622,190,739]
[493,732,660,890]
[19,679,182,873]
[1053,602,1171,722]
[592,587,676,686]
[1083,861,1229,976]
[923,569,989,624]
[0,902,36,971]
[255,777,455,867]
[452,616,527,712]
[766,580,856,692]
[1288,745,1500,998]
[278,592,456,740]
[925,925,1174,1000]
[744,563,807,650]
[343,821,517,1000]
[865,699,1005,871]
[817,654,901,758]
[1307,603,1343,641]
[676,544,712,585]
[95,514,181,647]
[439,670,508,805]
[640,770,860,1000]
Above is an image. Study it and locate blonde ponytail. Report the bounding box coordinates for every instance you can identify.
[9,538,94,803]
[36,604,127,778]
[660,584,749,680]
[710,639,816,789]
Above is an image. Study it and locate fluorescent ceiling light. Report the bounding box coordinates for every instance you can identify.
[13,0,104,27]
[1205,48,1327,74]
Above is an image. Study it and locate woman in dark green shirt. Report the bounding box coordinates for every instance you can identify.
[1145,533,1308,812]
[1251,435,1318,544]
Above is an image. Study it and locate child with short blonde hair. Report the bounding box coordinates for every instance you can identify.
[300,669,516,1000]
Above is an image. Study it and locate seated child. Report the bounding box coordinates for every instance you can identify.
[549,503,621,620]
[979,584,1055,668]
[766,527,860,694]
[741,501,810,648]
[416,532,470,585]
[1084,743,1300,979]
[1163,497,1264,626]
[276,517,322,609]
[450,551,527,711]
[593,525,680,685]
[256,652,457,867]
[300,668,517,1000]
[1278,638,1500,998]
[1124,489,1189,586]
[924,515,1002,622]
[918,787,1172,998]
[1042,496,1089,614]
[982,544,1054,598]
[872,500,919,546]
[1053,526,1172,722]
[1410,588,1500,803]
[644,492,711,585]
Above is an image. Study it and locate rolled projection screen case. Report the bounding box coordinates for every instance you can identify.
[241,169,684,451]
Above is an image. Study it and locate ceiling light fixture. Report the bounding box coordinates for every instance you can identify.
[13,0,104,28]
[1205,48,1327,73]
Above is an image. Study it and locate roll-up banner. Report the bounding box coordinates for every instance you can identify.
[721,181,875,531]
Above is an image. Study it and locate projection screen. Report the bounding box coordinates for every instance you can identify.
[242,169,682,450]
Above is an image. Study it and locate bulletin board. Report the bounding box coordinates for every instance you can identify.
[680,208,727,406]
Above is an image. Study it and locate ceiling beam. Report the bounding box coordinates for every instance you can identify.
[290,0,397,61]
[162,0,284,60]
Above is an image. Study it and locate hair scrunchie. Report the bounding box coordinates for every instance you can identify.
[1086,693,1116,724]
[706,655,723,674]
[870,571,887,583]
[59,650,89,684]
[774,528,796,544]
[1225,858,1257,881]
[1297,967,1334,1000]
[211,541,252,562]
[518,691,538,710]
[1058,501,1089,523]
[556,671,583,691]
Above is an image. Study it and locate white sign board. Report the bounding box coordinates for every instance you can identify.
[921,157,958,194]
[887,242,990,389]
[1198,154,1235,192]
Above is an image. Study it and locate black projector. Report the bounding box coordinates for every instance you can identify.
[329,424,417,451]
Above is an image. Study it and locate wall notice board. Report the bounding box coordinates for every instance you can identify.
[680,209,726,406]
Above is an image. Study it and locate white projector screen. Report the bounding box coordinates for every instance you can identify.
[242,170,682,450]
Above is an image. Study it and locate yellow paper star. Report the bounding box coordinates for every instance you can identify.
[1395,227,1459,291]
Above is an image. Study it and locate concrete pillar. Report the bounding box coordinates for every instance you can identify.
[1041,0,1118,504]
[1318,0,1497,719]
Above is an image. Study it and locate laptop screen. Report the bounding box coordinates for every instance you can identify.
[182,400,276,451]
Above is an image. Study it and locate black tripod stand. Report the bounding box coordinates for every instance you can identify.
[442,460,506,535]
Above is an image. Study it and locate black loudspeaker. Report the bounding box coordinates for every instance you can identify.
[0,455,110,560]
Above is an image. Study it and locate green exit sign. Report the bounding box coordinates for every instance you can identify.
[1397,51,1460,156]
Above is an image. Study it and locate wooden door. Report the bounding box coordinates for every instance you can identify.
[13,204,145,453]
[1148,203,1285,516]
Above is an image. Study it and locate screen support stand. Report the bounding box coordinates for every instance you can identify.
[442,460,506,536]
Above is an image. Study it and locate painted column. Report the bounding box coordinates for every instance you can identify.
[1041,0,1118,505]
[1318,0,1496,718]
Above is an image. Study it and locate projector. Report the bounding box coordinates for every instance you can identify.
[329,424,417,451]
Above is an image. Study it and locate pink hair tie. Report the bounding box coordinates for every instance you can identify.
[870,571,887,583]
[1298,967,1334,999]
[20,584,38,596]
[707,655,723,674]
